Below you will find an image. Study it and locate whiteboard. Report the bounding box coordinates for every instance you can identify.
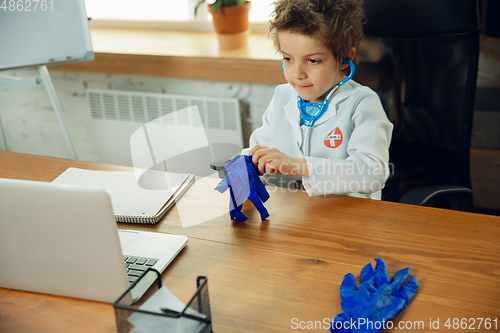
[0,0,94,70]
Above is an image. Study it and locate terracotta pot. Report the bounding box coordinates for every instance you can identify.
[209,1,251,34]
[215,30,250,49]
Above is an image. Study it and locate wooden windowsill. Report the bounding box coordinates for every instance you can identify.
[49,28,286,84]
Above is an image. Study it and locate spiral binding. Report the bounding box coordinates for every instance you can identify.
[115,215,159,224]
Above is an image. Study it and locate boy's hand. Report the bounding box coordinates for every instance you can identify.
[249,145,309,177]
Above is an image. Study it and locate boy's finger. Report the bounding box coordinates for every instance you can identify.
[251,149,263,166]
[249,144,267,156]
[257,154,271,175]
[252,147,272,167]
[251,149,266,165]
[265,160,279,175]
[260,154,277,175]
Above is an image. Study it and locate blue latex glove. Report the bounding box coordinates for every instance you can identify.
[214,155,270,223]
[330,258,418,333]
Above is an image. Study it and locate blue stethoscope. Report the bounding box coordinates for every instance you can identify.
[282,59,355,156]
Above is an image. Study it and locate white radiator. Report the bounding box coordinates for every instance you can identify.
[86,89,244,167]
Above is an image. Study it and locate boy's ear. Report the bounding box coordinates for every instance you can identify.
[347,47,357,61]
[341,47,357,70]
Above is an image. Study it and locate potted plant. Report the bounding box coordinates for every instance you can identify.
[195,0,251,49]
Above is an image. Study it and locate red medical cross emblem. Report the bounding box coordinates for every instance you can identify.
[324,127,343,148]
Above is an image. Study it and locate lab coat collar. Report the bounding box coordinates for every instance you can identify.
[284,88,303,147]
[284,87,300,128]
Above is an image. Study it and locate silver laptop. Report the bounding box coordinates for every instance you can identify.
[0,177,187,304]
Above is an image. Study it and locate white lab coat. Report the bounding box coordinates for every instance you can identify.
[247,81,393,199]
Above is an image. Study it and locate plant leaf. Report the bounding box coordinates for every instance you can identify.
[213,0,222,15]
[205,0,247,15]
[194,0,206,17]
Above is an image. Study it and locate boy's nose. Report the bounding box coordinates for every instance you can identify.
[292,64,307,80]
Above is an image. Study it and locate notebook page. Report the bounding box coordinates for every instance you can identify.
[52,168,191,218]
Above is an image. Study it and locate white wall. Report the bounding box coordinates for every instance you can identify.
[0,68,277,166]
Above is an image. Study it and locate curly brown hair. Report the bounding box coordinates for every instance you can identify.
[268,0,365,62]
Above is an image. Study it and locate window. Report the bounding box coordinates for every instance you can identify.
[84,0,273,23]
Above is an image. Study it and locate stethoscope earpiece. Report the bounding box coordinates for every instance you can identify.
[341,58,355,77]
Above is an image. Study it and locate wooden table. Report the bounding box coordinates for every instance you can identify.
[0,151,499,332]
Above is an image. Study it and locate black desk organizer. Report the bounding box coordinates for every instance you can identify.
[114,268,213,333]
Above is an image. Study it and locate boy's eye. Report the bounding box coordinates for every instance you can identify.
[283,57,291,62]
[309,59,321,64]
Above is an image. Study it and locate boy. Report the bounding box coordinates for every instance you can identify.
[247,0,393,199]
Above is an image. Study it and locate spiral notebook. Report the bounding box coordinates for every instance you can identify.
[52,168,195,224]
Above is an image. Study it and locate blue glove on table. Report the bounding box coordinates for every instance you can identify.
[330,258,418,333]
[214,155,270,223]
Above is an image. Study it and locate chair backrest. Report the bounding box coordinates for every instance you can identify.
[354,0,480,203]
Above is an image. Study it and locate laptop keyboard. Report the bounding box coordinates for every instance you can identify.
[123,255,159,285]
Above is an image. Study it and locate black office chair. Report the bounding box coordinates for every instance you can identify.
[354,0,480,211]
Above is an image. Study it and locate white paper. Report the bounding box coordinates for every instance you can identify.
[52,168,190,218]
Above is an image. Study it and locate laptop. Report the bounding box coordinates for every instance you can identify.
[0,177,187,304]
